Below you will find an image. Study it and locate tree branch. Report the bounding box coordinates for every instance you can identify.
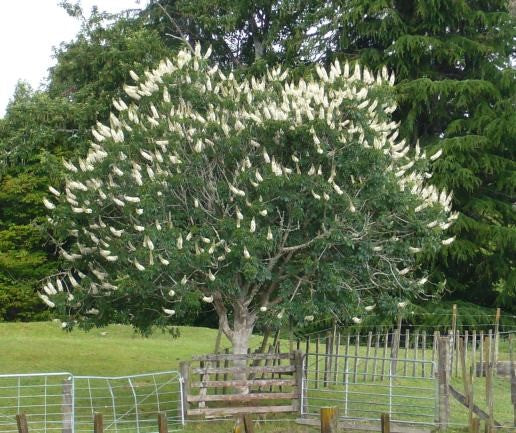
[212,291,233,342]
[156,2,195,54]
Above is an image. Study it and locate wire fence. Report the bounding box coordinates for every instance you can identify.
[0,371,184,433]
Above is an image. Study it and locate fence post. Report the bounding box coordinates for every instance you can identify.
[158,411,168,433]
[437,336,450,430]
[179,362,189,421]
[243,414,255,433]
[486,362,494,433]
[62,377,73,433]
[344,365,349,416]
[494,308,500,369]
[509,334,516,427]
[16,413,29,433]
[470,416,480,433]
[315,336,320,389]
[381,413,391,433]
[93,413,103,433]
[320,406,338,433]
[293,350,304,412]
[390,314,402,375]
[451,304,457,375]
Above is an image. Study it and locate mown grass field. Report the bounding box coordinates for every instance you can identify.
[0,322,513,433]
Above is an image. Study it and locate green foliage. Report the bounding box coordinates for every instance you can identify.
[291,0,516,309]
[0,9,172,321]
[43,46,452,353]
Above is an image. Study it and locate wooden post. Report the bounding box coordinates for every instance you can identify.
[413,330,420,377]
[16,413,29,433]
[223,347,230,394]
[381,413,391,433]
[214,326,223,392]
[459,338,471,405]
[422,331,427,377]
[486,362,494,433]
[198,360,206,408]
[324,330,334,386]
[353,331,360,383]
[455,329,460,377]
[293,351,304,412]
[62,378,73,433]
[479,331,484,377]
[93,412,103,433]
[261,344,274,392]
[381,331,388,381]
[464,330,469,373]
[315,336,320,389]
[469,366,475,429]
[437,337,450,430]
[472,330,477,377]
[320,406,338,433]
[494,309,501,369]
[372,333,379,382]
[508,334,515,427]
[364,331,372,380]
[158,412,168,433]
[390,314,402,375]
[470,416,480,433]
[343,333,350,385]
[451,304,457,375]
[432,331,438,377]
[333,332,341,383]
[404,329,410,376]
[323,331,329,387]
[243,414,255,433]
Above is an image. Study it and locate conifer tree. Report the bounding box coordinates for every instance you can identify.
[296,0,515,307]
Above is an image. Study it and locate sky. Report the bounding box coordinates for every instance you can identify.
[0,0,149,117]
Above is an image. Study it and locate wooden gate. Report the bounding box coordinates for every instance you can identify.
[179,351,304,417]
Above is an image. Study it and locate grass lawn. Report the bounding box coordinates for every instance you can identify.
[0,322,513,433]
[0,321,240,375]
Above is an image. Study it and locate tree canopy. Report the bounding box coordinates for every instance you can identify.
[43,45,455,352]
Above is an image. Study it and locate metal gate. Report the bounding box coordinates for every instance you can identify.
[0,371,184,433]
[301,353,437,427]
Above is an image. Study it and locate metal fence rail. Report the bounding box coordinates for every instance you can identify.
[0,371,184,433]
[302,353,437,426]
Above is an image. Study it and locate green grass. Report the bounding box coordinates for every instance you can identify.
[0,321,241,375]
[0,322,513,433]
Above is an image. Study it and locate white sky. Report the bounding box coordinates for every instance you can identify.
[0,0,149,117]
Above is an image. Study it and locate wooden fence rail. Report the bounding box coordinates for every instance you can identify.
[181,351,304,418]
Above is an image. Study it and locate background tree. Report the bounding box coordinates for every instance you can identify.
[144,0,318,67]
[292,0,515,309]
[43,45,454,356]
[0,6,171,320]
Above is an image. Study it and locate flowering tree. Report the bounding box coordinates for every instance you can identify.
[42,45,456,355]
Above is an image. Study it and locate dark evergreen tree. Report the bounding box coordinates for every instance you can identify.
[295,0,515,308]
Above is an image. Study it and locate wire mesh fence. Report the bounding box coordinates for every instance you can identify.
[0,371,183,433]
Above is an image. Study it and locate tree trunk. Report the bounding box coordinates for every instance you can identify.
[230,305,256,395]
